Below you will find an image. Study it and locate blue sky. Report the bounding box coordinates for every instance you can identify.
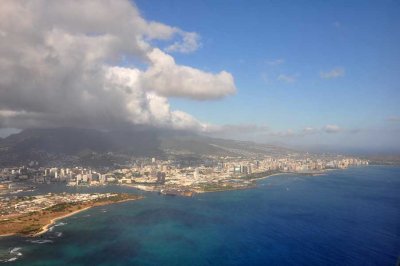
[134,0,400,153]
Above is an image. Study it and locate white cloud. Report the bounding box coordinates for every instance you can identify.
[262,125,343,138]
[165,31,201,53]
[302,127,317,135]
[206,124,356,143]
[142,49,236,100]
[0,0,236,131]
[320,67,345,79]
[277,74,297,83]
[323,124,341,133]
[205,124,269,134]
[266,59,285,66]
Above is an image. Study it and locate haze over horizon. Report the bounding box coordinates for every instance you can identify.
[0,0,399,154]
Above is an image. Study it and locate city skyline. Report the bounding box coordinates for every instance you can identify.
[0,0,399,154]
[0,2,399,264]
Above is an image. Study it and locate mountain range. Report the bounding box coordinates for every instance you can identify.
[0,127,293,167]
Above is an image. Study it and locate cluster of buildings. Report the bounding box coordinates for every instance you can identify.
[0,155,368,193]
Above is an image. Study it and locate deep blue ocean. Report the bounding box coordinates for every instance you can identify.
[0,166,399,265]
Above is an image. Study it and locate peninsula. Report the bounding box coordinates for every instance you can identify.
[0,193,142,237]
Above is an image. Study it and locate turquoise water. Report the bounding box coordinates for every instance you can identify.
[0,166,399,265]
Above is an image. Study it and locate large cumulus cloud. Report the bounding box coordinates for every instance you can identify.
[0,0,236,131]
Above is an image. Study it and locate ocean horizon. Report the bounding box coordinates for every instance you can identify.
[1,166,399,265]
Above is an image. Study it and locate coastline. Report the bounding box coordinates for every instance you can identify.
[255,171,327,180]
[193,184,256,194]
[30,197,142,237]
[122,172,283,195]
[0,233,15,238]
[122,170,330,196]
[31,206,92,237]
[0,196,142,238]
[194,172,292,194]
[0,168,367,238]
[254,172,291,181]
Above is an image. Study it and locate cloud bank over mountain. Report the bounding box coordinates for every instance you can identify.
[0,0,236,131]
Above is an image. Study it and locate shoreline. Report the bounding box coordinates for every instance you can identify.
[31,206,92,237]
[122,172,283,195]
[255,170,328,180]
[122,170,329,196]
[254,172,291,181]
[194,172,294,194]
[0,196,142,238]
[30,197,141,237]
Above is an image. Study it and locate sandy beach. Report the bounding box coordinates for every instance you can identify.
[31,206,92,237]
[0,195,142,238]
[31,197,142,237]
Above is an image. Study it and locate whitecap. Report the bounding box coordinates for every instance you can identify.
[9,247,21,254]
[7,257,18,262]
[55,222,67,227]
[27,239,53,244]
